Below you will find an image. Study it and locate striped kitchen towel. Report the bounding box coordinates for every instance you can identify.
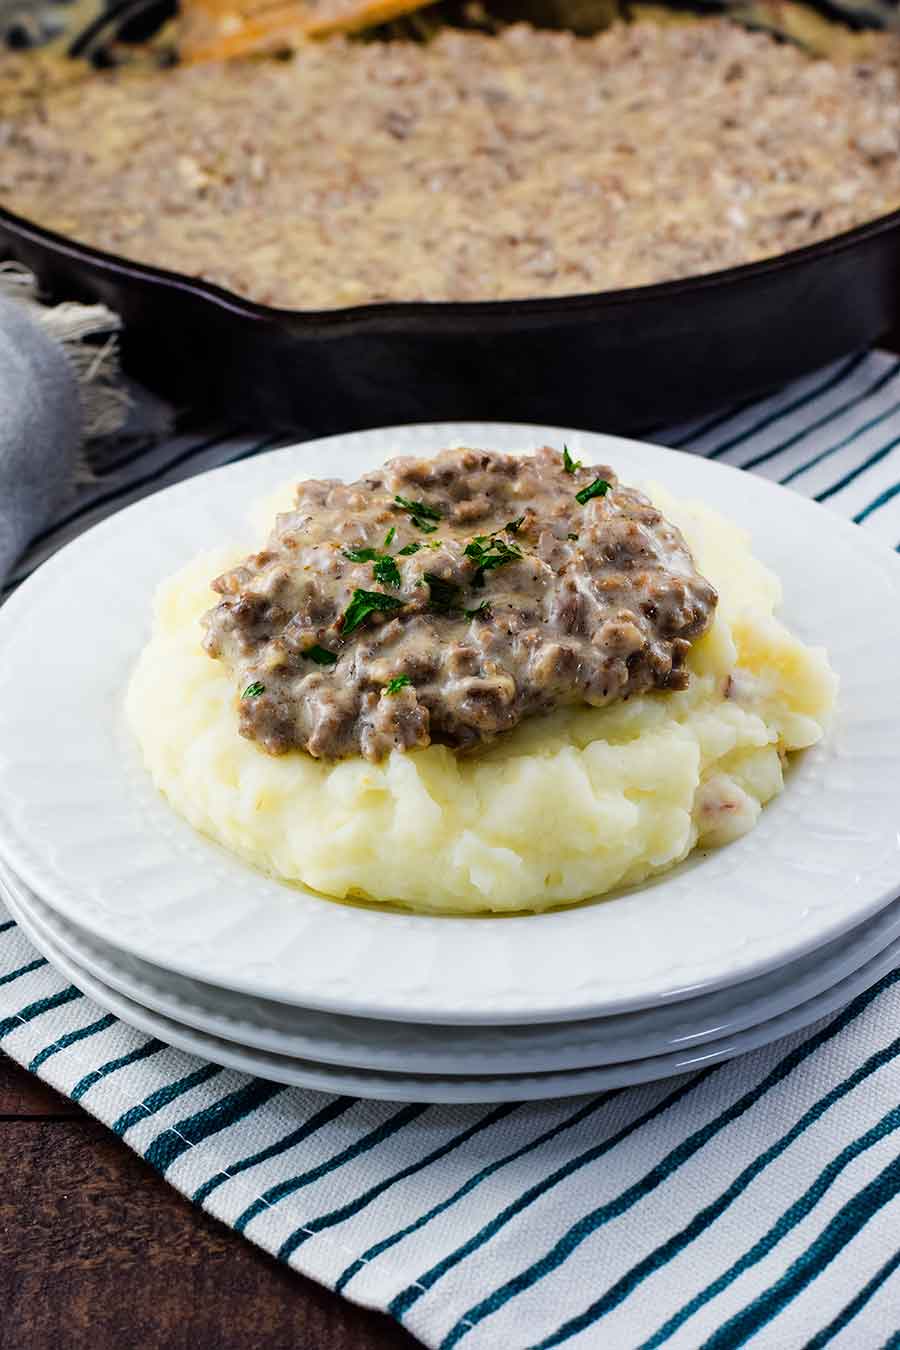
[3,348,900,1349]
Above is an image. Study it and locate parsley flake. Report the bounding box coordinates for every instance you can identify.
[464,534,523,588]
[241,681,265,699]
[373,556,402,588]
[304,645,338,666]
[575,477,611,505]
[422,573,492,619]
[424,572,462,613]
[398,541,422,556]
[394,493,441,521]
[341,588,406,636]
[505,515,525,534]
[383,525,396,548]
[568,532,579,541]
[345,545,402,588]
[394,494,441,533]
[385,674,412,696]
[563,445,582,475]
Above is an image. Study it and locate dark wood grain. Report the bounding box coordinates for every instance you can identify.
[0,1054,418,1350]
[0,1052,80,1117]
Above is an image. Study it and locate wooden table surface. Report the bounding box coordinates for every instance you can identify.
[0,1053,418,1349]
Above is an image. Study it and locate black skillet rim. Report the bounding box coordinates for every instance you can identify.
[3,199,900,333]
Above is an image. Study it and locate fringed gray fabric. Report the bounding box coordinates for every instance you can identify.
[0,264,129,477]
[0,292,80,582]
[0,264,132,583]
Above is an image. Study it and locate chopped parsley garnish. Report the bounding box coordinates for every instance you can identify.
[398,541,422,556]
[568,532,579,541]
[241,681,265,699]
[575,477,611,506]
[373,555,402,588]
[505,515,525,534]
[385,675,411,696]
[394,493,441,521]
[345,544,401,588]
[340,588,406,636]
[394,494,441,533]
[424,572,461,613]
[563,445,582,475]
[464,533,523,588]
[304,645,338,666]
[383,526,396,548]
[422,573,490,619]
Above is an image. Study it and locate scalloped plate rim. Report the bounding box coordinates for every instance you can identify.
[5,863,900,1104]
[6,855,900,1074]
[0,421,898,1024]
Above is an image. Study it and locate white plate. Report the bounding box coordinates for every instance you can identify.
[0,423,899,1024]
[6,865,900,1103]
[6,856,900,1074]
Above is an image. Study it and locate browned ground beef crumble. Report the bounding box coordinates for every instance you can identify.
[202,446,718,761]
[3,20,900,307]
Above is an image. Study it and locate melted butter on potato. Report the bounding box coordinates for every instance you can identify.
[125,482,836,914]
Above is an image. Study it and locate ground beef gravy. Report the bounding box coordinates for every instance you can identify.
[7,24,900,309]
[202,447,718,761]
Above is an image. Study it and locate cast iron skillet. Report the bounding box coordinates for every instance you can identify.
[2,198,900,435]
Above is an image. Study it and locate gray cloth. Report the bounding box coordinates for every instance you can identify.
[0,295,82,584]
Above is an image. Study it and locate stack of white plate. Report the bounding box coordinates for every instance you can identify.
[1,423,898,1104]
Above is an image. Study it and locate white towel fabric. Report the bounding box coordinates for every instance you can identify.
[2,349,900,1350]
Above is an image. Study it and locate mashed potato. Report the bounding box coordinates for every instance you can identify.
[126,483,836,914]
